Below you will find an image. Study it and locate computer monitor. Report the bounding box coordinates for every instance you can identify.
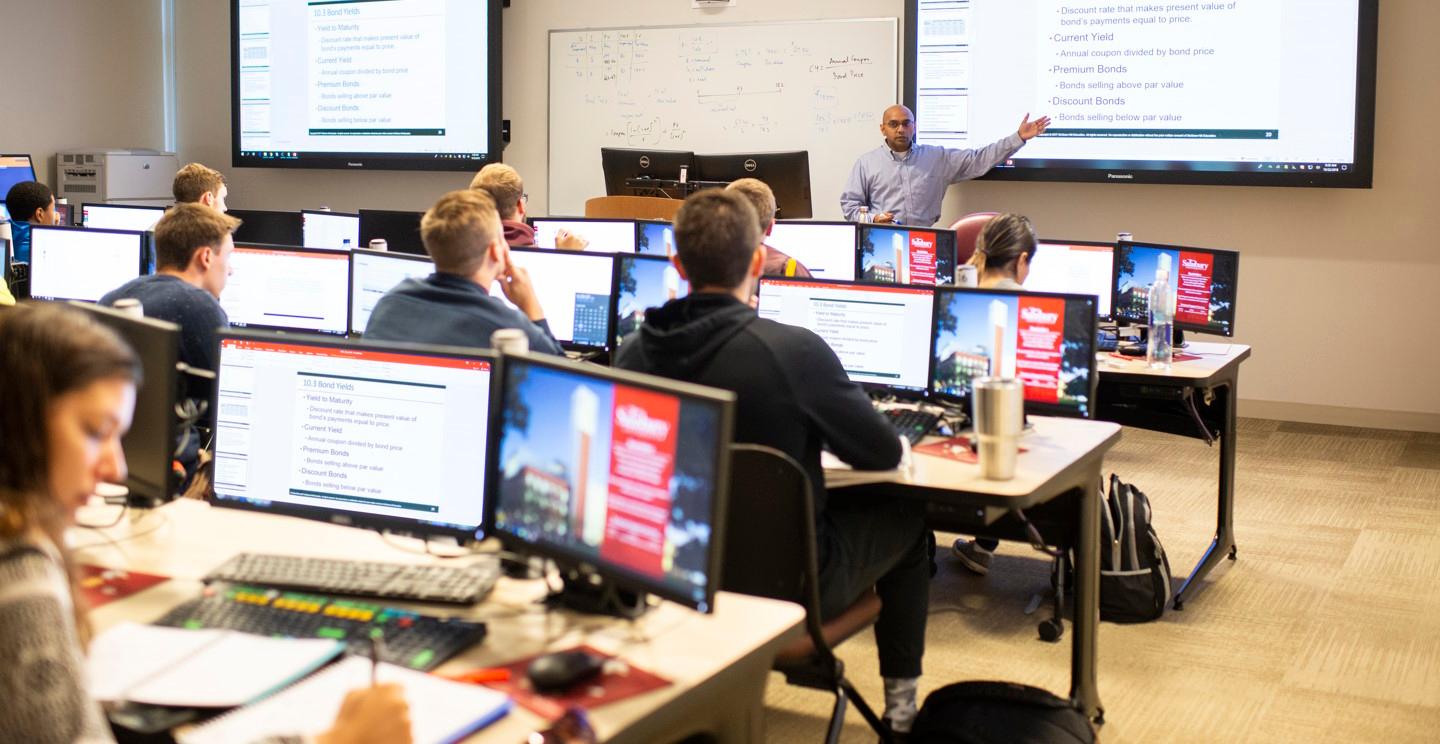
[858,224,958,286]
[349,248,435,335]
[54,202,74,228]
[228,208,303,246]
[600,148,696,196]
[530,218,637,254]
[27,225,145,303]
[358,209,426,256]
[613,254,689,349]
[1113,241,1239,337]
[222,244,351,335]
[211,331,494,542]
[756,277,935,394]
[765,221,859,281]
[0,202,10,221]
[81,203,166,232]
[1025,240,1115,319]
[486,352,734,614]
[302,210,361,251]
[635,220,675,257]
[930,287,1099,419]
[71,303,182,505]
[0,154,37,198]
[693,151,813,219]
[494,248,615,349]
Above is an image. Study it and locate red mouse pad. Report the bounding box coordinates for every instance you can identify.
[78,564,169,608]
[914,436,1029,464]
[1108,351,1203,363]
[482,645,671,720]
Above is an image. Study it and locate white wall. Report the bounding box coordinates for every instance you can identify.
[168,0,1438,429]
[0,0,165,184]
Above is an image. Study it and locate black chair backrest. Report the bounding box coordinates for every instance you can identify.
[722,444,822,614]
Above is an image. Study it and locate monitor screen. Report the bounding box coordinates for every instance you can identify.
[349,248,435,334]
[229,208,304,246]
[930,287,1098,418]
[757,278,935,393]
[635,220,675,257]
[0,154,36,198]
[1025,240,1115,317]
[358,209,425,255]
[488,353,734,613]
[531,219,637,254]
[494,248,614,348]
[230,0,502,172]
[764,221,859,281]
[28,226,145,303]
[212,333,493,541]
[81,203,166,232]
[302,210,361,250]
[858,224,958,285]
[222,244,351,335]
[614,254,689,349]
[1113,241,1238,337]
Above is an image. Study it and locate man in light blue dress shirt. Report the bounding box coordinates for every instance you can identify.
[840,105,1051,227]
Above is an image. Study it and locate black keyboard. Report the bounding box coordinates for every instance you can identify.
[153,586,486,671]
[882,408,941,446]
[203,553,500,605]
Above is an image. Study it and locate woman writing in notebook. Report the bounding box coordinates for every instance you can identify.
[0,302,413,744]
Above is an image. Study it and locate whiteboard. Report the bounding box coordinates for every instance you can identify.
[548,18,898,219]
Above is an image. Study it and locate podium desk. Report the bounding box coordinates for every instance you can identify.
[825,416,1122,723]
[1095,342,1252,610]
[74,498,805,744]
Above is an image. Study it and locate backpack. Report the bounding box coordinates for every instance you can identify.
[909,681,1096,744]
[1099,473,1172,623]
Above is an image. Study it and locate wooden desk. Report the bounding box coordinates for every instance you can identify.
[1096,341,1252,609]
[825,416,1122,723]
[73,499,805,743]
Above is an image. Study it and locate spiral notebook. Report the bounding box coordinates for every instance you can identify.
[179,655,512,744]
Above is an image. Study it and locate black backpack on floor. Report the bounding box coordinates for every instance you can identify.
[909,681,1096,744]
[1099,474,1172,623]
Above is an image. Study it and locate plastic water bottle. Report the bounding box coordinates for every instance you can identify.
[857,206,870,224]
[1146,252,1175,370]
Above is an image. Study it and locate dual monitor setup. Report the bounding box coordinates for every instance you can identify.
[599,147,813,219]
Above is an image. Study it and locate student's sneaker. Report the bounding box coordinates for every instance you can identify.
[952,538,994,575]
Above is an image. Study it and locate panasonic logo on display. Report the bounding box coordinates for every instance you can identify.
[1106,173,1134,180]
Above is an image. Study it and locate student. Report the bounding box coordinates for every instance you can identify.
[172,162,229,212]
[0,302,413,744]
[4,180,60,264]
[952,212,1038,574]
[469,163,586,250]
[613,190,930,734]
[365,189,564,354]
[723,178,812,278]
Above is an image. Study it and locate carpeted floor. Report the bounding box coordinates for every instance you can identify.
[761,418,1440,743]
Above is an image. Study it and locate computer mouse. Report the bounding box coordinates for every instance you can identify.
[526,650,605,694]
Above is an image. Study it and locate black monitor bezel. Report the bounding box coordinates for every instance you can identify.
[856,223,960,287]
[227,242,353,336]
[610,253,686,350]
[928,285,1100,420]
[756,274,937,396]
[528,217,639,254]
[0,153,36,191]
[692,151,813,219]
[1111,240,1240,338]
[347,247,435,335]
[357,209,426,255]
[484,351,735,614]
[300,209,362,250]
[600,148,697,196]
[27,224,146,303]
[228,208,305,246]
[505,246,618,352]
[209,329,497,542]
[766,220,862,282]
[1030,238,1117,321]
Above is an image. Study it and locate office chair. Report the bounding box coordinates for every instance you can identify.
[722,444,893,744]
[584,195,683,220]
[947,211,998,266]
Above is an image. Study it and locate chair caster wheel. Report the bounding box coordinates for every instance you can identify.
[1038,618,1064,643]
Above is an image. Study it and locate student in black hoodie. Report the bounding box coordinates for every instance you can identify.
[614,189,931,735]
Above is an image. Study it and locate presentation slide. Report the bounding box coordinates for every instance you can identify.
[765,222,859,281]
[29,229,143,303]
[614,256,689,348]
[303,211,361,250]
[222,247,351,335]
[1025,241,1114,314]
[349,250,434,334]
[82,205,165,232]
[910,0,1372,183]
[493,250,614,346]
[234,0,495,168]
[757,279,933,391]
[859,224,957,285]
[212,338,491,532]
[531,219,637,254]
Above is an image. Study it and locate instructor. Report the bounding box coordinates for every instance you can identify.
[840,105,1050,226]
